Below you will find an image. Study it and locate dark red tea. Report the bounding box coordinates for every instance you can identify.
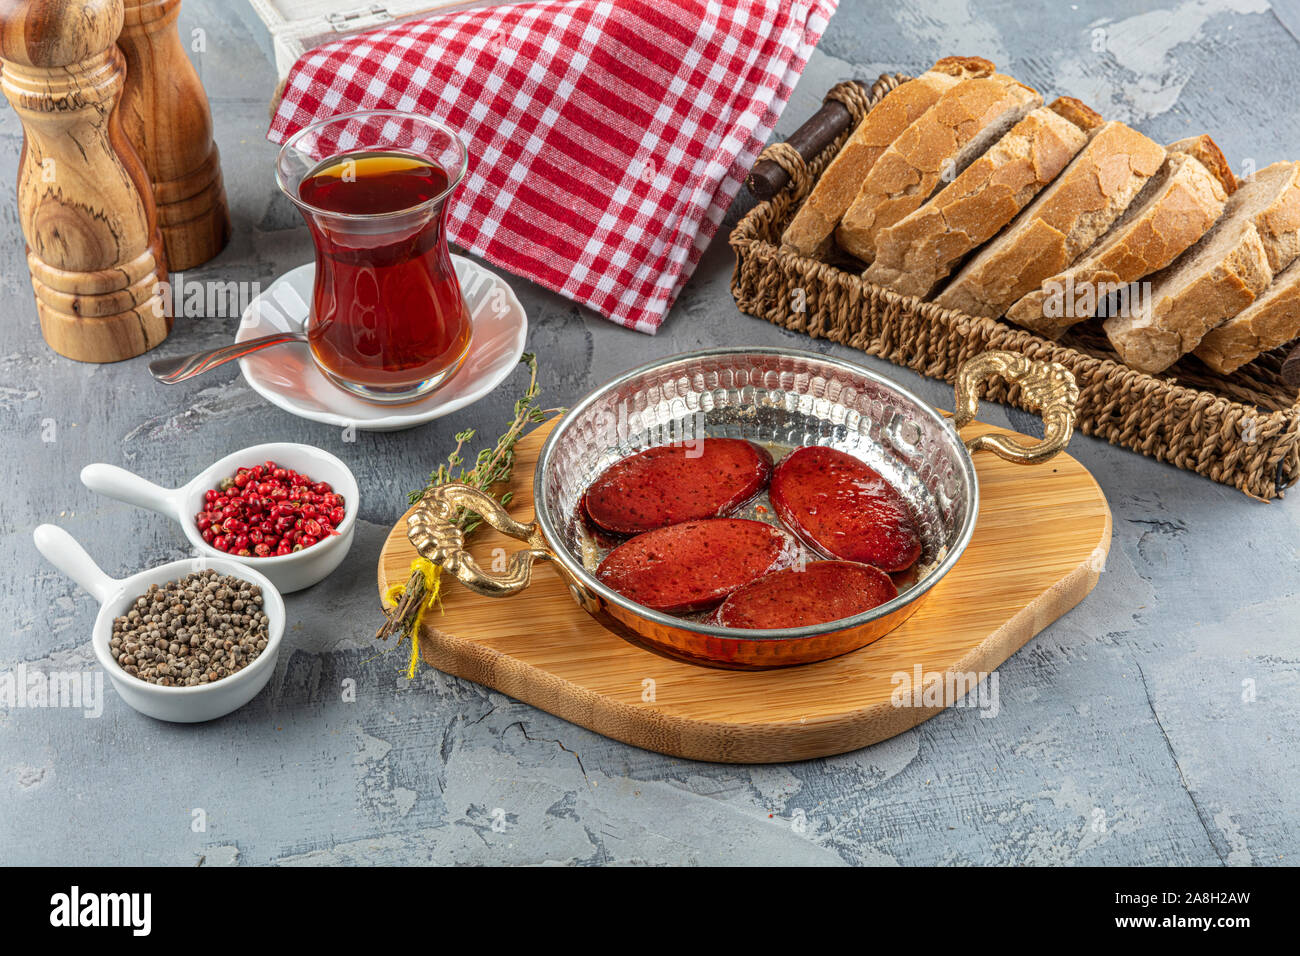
[297,151,470,394]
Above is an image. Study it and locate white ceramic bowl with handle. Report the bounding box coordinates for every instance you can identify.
[33,524,286,723]
[81,442,358,593]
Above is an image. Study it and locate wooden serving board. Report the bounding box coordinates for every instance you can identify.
[377,418,1111,763]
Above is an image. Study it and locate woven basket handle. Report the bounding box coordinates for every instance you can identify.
[953,351,1080,466]
[747,73,911,201]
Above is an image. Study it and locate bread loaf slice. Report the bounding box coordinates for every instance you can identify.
[1195,258,1300,374]
[834,73,1042,263]
[1103,219,1272,374]
[781,57,996,258]
[935,122,1166,318]
[1229,161,1300,272]
[1048,96,1104,133]
[1168,134,1237,195]
[1005,150,1229,337]
[1103,161,1300,373]
[863,104,1088,298]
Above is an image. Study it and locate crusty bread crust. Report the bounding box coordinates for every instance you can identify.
[1048,96,1104,133]
[1168,134,1237,195]
[1006,151,1228,337]
[1103,219,1273,374]
[780,61,990,258]
[864,107,1086,298]
[930,56,997,79]
[934,122,1166,318]
[834,74,1042,263]
[1196,257,1300,373]
[1238,161,1300,273]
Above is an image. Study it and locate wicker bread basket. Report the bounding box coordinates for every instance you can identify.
[730,73,1300,501]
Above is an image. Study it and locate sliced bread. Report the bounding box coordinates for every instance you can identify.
[1168,134,1237,195]
[1104,161,1300,373]
[1195,257,1300,374]
[781,57,996,258]
[1005,149,1230,337]
[864,102,1090,298]
[934,122,1167,318]
[834,73,1043,263]
[1230,161,1300,272]
[1103,219,1272,374]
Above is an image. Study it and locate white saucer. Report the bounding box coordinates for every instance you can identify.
[237,256,527,431]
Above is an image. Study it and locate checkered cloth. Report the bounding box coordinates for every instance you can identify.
[268,0,837,333]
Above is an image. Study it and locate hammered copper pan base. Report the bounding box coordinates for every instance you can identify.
[377,418,1111,764]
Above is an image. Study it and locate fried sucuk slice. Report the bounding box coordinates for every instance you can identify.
[595,518,796,613]
[582,439,772,535]
[769,446,922,572]
[576,492,626,550]
[713,560,898,629]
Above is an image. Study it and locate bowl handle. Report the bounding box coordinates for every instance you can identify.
[81,463,185,521]
[952,351,1079,465]
[407,483,595,607]
[33,524,121,606]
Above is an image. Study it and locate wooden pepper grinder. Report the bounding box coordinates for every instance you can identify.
[0,0,171,362]
[117,0,230,270]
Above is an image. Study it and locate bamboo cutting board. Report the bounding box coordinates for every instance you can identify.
[377,418,1111,763]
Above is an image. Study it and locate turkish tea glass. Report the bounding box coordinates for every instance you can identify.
[276,110,472,403]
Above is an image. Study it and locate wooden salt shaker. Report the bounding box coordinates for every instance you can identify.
[0,0,171,362]
[118,0,230,270]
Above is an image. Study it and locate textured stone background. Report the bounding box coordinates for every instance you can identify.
[2,0,1298,865]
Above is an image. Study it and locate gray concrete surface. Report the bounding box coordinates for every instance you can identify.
[3,0,1298,866]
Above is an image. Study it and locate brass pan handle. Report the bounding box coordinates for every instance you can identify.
[407,483,554,598]
[952,351,1079,465]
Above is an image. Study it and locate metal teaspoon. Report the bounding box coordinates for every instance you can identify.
[147,330,309,384]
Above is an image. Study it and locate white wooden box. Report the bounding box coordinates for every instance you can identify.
[247,0,521,78]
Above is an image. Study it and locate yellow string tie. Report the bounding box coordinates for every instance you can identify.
[383,557,443,679]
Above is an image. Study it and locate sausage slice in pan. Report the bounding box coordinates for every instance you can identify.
[712,560,898,630]
[769,446,921,572]
[583,439,772,535]
[596,518,797,613]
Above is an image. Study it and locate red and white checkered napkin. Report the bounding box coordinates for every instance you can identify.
[269,0,837,333]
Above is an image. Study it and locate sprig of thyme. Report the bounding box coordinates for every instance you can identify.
[377,353,563,648]
[406,352,553,531]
